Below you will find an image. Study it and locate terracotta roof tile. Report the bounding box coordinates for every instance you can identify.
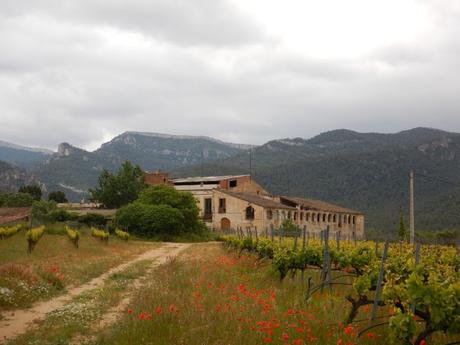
[217,190,296,210]
[280,196,362,215]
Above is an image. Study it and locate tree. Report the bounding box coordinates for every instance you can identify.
[398,214,407,242]
[18,185,42,201]
[137,185,202,232]
[116,203,185,236]
[31,200,74,222]
[89,161,145,208]
[0,192,34,207]
[114,185,205,237]
[48,191,68,203]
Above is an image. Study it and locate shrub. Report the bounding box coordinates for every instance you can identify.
[18,185,42,201]
[115,229,130,241]
[0,192,34,207]
[48,191,68,203]
[26,226,45,253]
[281,219,301,237]
[137,185,202,233]
[66,226,80,248]
[31,200,74,223]
[78,213,107,227]
[91,227,109,243]
[115,202,185,237]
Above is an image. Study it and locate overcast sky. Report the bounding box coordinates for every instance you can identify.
[0,0,459,151]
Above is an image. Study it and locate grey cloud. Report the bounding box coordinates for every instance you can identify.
[0,0,266,47]
[0,1,460,150]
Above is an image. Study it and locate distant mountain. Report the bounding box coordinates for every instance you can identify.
[174,128,460,233]
[0,140,52,168]
[33,132,252,200]
[0,160,39,192]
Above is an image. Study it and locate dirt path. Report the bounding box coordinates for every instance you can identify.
[0,242,190,343]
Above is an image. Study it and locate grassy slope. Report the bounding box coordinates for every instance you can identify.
[91,243,456,345]
[4,243,457,345]
[0,230,156,310]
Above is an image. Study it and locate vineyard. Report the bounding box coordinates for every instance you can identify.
[222,229,460,345]
[0,223,152,312]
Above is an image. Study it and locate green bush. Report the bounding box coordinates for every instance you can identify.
[115,202,185,236]
[18,185,42,201]
[48,191,68,203]
[137,185,203,233]
[78,213,108,227]
[0,192,34,207]
[31,200,75,223]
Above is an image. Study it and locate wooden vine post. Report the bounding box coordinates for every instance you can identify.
[371,240,389,321]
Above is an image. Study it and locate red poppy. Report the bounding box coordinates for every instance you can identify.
[367,332,376,339]
[263,337,272,343]
[127,309,133,314]
[344,325,353,335]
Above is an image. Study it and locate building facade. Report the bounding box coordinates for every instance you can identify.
[144,172,365,239]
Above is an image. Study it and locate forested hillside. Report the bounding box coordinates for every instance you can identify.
[33,132,251,200]
[174,128,460,233]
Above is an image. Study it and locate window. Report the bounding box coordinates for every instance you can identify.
[267,210,273,220]
[204,198,212,221]
[333,214,337,222]
[317,213,321,222]
[352,216,356,225]
[323,214,326,222]
[229,179,237,188]
[300,212,304,221]
[294,212,297,221]
[218,198,226,213]
[245,206,255,220]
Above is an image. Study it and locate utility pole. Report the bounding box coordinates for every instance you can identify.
[409,170,415,245]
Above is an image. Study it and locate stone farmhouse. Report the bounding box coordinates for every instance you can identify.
[144,171,365,239]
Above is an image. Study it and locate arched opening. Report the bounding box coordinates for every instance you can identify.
[322,214,326,222]
[294,212,297,221]
[221,218,231,230]
[306,213,310,221]
[317,213,321,222]
[300,212,304,221]
[328,214,332,222]
[352,216,356,224]
[333,214,337,223]
[312,213,316,222]
[245,206,255,220]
